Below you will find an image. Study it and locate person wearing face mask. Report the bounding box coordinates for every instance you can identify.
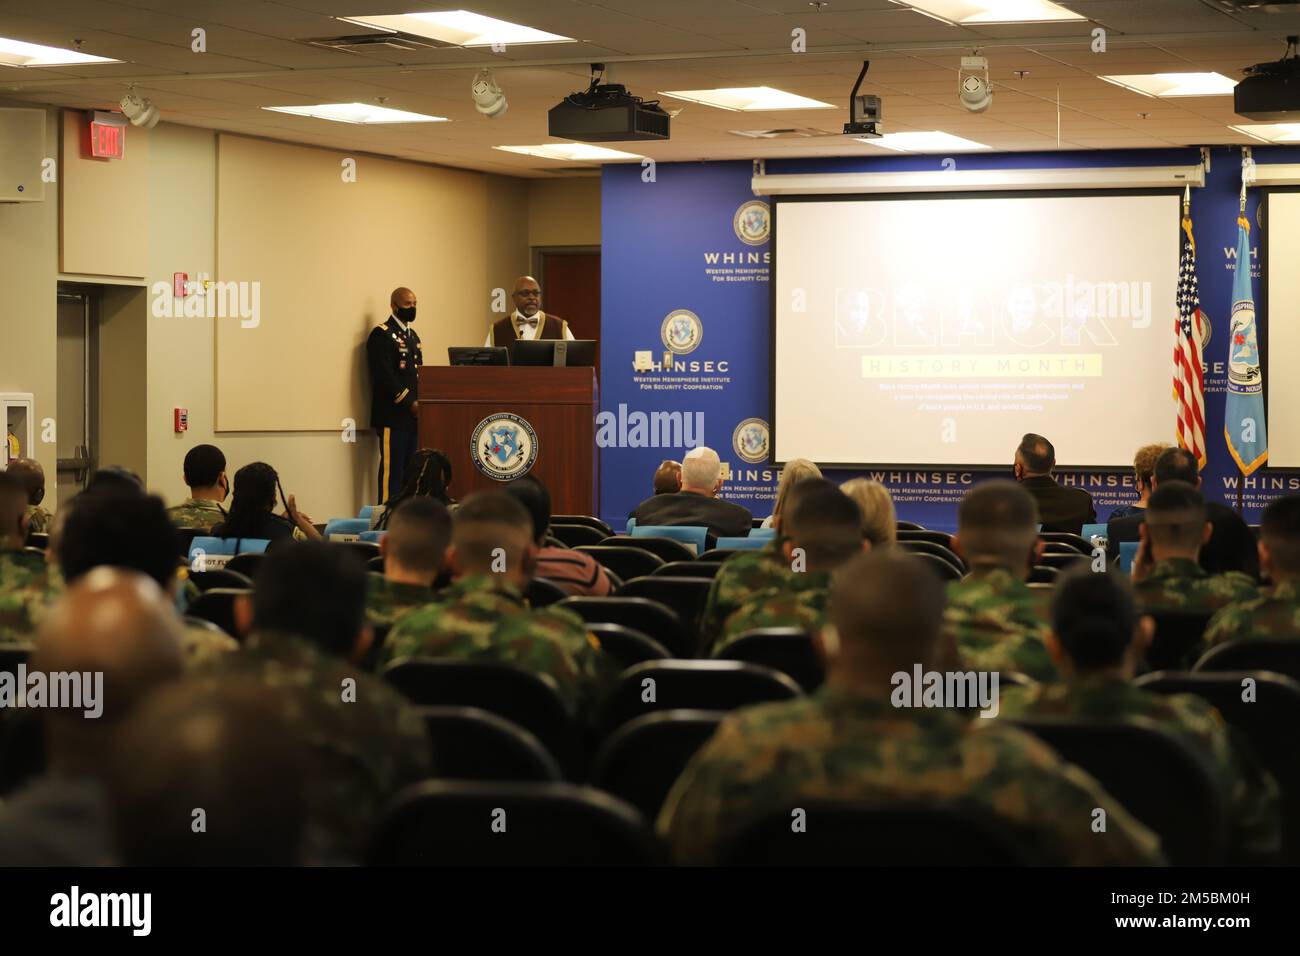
[167,443,230,532]
[367,287,424,504]
[484,275,575,346]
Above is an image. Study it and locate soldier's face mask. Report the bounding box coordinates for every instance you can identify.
[395,305,417,323]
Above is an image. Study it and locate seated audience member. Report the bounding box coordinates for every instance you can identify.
[210,461,322,546]
[1204,494,1300,649]
[505,475,611,597]
[657,550,1162,866]
[1108,443,1169,521]
[1131,481,1257,619]
[999,566,1280,855]
[0,569,184,866]
[167,443,229,531]
[947,481,1057,681]
[1108,446,1259,579]
[712,480,866,653]
[1012,433,1096,534]
[840,478,898,548]
[653,459,682,496]
[759,458,821,529]
[380,491,616,718]
[631,446,752,538]
[5,457,51,535]
[220,540,430,862]
[0,471,56,645]
[107,678,308,866]
[85,466,144,495]
[56,489,237,667]
[374,448,454,531]
[367,497,450,627]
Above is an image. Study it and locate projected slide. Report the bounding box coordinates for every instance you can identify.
[1268,190,1300,468]
[773,192,1181,467]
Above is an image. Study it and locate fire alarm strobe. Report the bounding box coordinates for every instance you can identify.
[174,408,188,433]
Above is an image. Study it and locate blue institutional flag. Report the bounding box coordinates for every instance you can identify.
[1225,214,1268,475]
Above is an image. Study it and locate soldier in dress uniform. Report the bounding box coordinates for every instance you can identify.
[484,276,575,346]
[366,287,423,505]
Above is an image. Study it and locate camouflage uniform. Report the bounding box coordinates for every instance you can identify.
[942,568,1057,682]
[1202,578,1300,650]
[657,686,1163,865]
[379,574,618,719]
[206,629,430,863]
[998,674,1281,854]
[24,505,52,536]
[180,622,239,669]
[166,497,225,532]
[699,539,792,652]
[0,546,57,645]
[1133,557,1257,615]
[365,575,437,629]
[714,570,830,654]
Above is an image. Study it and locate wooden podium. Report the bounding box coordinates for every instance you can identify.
[417,366,598,514]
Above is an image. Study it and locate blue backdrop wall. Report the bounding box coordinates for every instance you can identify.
[599,145,1300,531]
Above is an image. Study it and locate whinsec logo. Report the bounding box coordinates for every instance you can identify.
[733,200,770,246]
[733,418,770,464]
[661,309,703,355]
[471,413,538,481]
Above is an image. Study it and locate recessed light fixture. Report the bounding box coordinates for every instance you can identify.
[0,36,119,67]
[887,0,1083,24]
[856,130,991,152]
[658,87,835,111]
[339,11,573,46]
[1099,72,1237,97]
[262,103,448,124]
[1231,122,1300,143]
[494,143,643,162]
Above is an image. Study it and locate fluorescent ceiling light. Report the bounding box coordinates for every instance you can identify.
[340,11,573,46]
[494,143,643,162]
[1099,72,1237,97]
[857,130,991,152]
[659,87,835,111]
[0,36,119,67]
[263,102,448,124]
[1231,122,1300,144]
[887,0,1083,24]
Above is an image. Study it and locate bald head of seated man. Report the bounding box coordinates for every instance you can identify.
[4,458,49,534]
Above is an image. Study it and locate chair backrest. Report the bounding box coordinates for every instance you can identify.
[1026,564,1059,584]
[699,548,742,563]
[552,515,614,537]
[324,518,371,542]
[524,577,568,608]
[617,576,713,651]
[174,527,202,560]
[896,529,954,549]
[1038,551,1088,571]
[629,527,708,558]
[1036,531,1092,554]
[575,544,665,582]
[896,539,964,572]
[367,555,385,573]
[1118,541,1140,573]
[336,540,381,563]
[585,623,672,669]
[359,530,385,544]
[719,801,1043,866]
[549,523,609,548]
[912,551,963,583]
[625,517,635,533]
[1195,637,1300,684]
[1009,716,1227,865]
[557,596,691,658]
[713,627,824,692]
[1081,522,1108,546]
[589,710,724,820]
[653,560,723,579]
[895,520,926,531]
[601,660,803,734]
[380,658,580,775]
[182,615,235,640]
[417,706,562,782]
[23,531,48,550]
[748,527,776,540]
[715,536,767,551]
[188,536,270,569]
[358,504,378,520]
[367,781,662,865]
[1146,609,1216,671]
[187,568,253,592]
[224,551,265,579]
[184,588,249,640]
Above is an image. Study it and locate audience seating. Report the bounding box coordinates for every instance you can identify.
[359,530,385,544]
[630,526,710,558]
[1036,532,1092,555]
[895,520,927,531]
[224,552,265,579]
[713,627,824,692]
[585,622,672,669]
[358,504,378,521]
[367,781,662,866]
[187,568,253,592]
[188,536,270,569]
[549,523,609,548]
[183,615,234,640]
[185,588,249,640]
[1134,670,1300,863]
[25,532,49,550]
[558,596,691,659]
[653,560,723,579]
[337,540,381,563]
[524,577,568,608]
[1026,565,1059,584]
[751,517,766,529]
[699,548,742,563]
[618,576,713,649]
[896,540,964,573]
[588,710,725,820]
[1195,638,1300,684]
[576,544,665,581]
[366,555,385,574]
[1145,609,1216,671]
[323,518,371,541]
[719,802,1043,866]
[1081,522,1108,544]
[912,552,964,583]
[20,546,43,559]
[1118,541,1140,573]
[174,528,202,560]
[715,536,768,551]
[552,515,615,537]
[416,706,562,783]
[1009,716,1228,865]
[1038,551,1088,571]
[897,529,954,549]
[600,661,802,734]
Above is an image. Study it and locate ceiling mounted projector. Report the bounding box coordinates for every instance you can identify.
[548,64,670,142]
[119,90,160,128]
[471,69,507,119]
[1236,35,1300,120]
[842,61,882,137]
[958,56,993,113]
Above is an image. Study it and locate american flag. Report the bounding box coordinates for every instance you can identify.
[1174,213,1207,469]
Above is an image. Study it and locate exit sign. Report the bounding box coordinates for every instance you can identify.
[88,111,127,159]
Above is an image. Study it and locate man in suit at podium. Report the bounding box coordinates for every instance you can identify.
[484,276,576,346]
[367,287,423,504]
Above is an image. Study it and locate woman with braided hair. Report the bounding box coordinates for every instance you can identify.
[375,448,453,531]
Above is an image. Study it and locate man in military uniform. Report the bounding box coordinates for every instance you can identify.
[1132,481,1257,616]
[1204,494,1300,648]
[945,480,1057,681]
[999,566,1280,856]
[657,550,1163,865]
[221,541,431,863]
[380,491,616,720]
[5,458,51,536]
[166,443,228,531]
[711,480,865,654]
[485,275,575,347]
[366,286,423,505]
[0,471,55,644]
[366,497,449,628]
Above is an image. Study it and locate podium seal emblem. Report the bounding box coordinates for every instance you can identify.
[471,413,538,481]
